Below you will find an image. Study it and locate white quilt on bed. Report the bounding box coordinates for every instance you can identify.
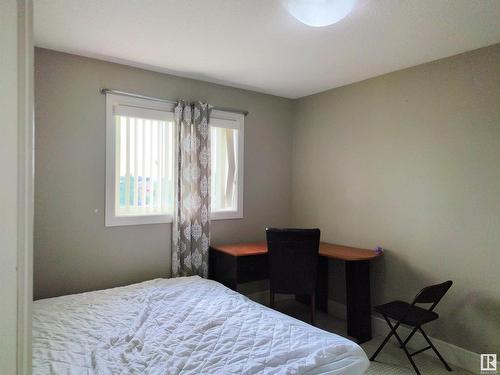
[33,276,368,375]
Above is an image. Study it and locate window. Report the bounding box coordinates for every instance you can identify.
[105,93,244,225]
[210,110,244,220]
[105,94,175,226]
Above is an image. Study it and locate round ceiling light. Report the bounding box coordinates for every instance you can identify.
[281,0,357,27]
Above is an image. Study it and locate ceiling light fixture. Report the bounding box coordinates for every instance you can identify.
[281,0,357,27]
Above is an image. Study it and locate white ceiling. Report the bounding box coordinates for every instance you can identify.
[34,0,500,99]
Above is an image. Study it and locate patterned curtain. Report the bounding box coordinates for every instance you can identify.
[172,101,211,277]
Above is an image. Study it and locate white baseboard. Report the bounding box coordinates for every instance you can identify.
[328,300,484,374]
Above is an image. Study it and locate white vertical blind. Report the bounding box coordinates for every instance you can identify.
[141,119,147,208]
[225,128,236,207]
[157,121,162,208]
[125,117,131,209]
[211,125,238,212]
[115,113,173,216]
[133,119,139,207]
[149,120,154,209]
[115,116,121,211]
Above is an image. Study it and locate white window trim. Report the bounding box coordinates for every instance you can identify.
[105,93,176,227]
[210,109,244,220]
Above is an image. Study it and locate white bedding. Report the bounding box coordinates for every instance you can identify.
[33,276,368,375]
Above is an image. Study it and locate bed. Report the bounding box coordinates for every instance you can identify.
[33,276,369,374]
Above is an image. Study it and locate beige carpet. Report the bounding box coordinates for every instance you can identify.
[249,295,473,375]
[362,338,472,375]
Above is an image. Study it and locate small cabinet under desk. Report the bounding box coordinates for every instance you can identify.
[209,248,268,290]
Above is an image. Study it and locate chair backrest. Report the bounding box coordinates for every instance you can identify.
[413,280,453,310]
[266,228,320,295]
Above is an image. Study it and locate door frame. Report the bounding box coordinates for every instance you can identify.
[17,1,34,374]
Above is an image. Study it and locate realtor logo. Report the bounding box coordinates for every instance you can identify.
[481,354,497,373]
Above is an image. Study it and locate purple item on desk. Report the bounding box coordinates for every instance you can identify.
[375,246,384,255]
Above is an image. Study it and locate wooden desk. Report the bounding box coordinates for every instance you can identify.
[209,241,382,344]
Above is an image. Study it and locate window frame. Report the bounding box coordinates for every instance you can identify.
[105,93,176,227]
[210,109,244,220]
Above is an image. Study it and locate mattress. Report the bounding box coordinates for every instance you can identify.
[33,276,369,375]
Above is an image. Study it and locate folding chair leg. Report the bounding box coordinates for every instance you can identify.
[401,326,419,348]
[370,330,394,361]
[419,328,452,371]
[370,315,398,361]
[393,331,421,375]
[379,317,420,375]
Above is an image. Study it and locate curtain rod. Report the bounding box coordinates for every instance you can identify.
[100,88,249,116]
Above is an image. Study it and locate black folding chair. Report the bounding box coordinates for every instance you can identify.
[370,280,453,375]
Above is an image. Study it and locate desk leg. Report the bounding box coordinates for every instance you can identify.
[316,256,328,312]
[345,260,372,344]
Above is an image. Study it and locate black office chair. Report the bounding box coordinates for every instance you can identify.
[266,228,320,325]
[370,280,453,375]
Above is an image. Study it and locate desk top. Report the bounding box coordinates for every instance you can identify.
[211,241,382,261]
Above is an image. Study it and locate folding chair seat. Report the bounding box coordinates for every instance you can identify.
[370,280,453,375]
[374,300,439,326]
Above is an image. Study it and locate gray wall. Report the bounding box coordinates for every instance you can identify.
[35,45,500,354]
[34,48,293,299]
[291,44,500,353]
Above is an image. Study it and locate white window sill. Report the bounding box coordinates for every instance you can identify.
[210,210,243,220]
[105,214,173,227]
[105,211,244,226]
